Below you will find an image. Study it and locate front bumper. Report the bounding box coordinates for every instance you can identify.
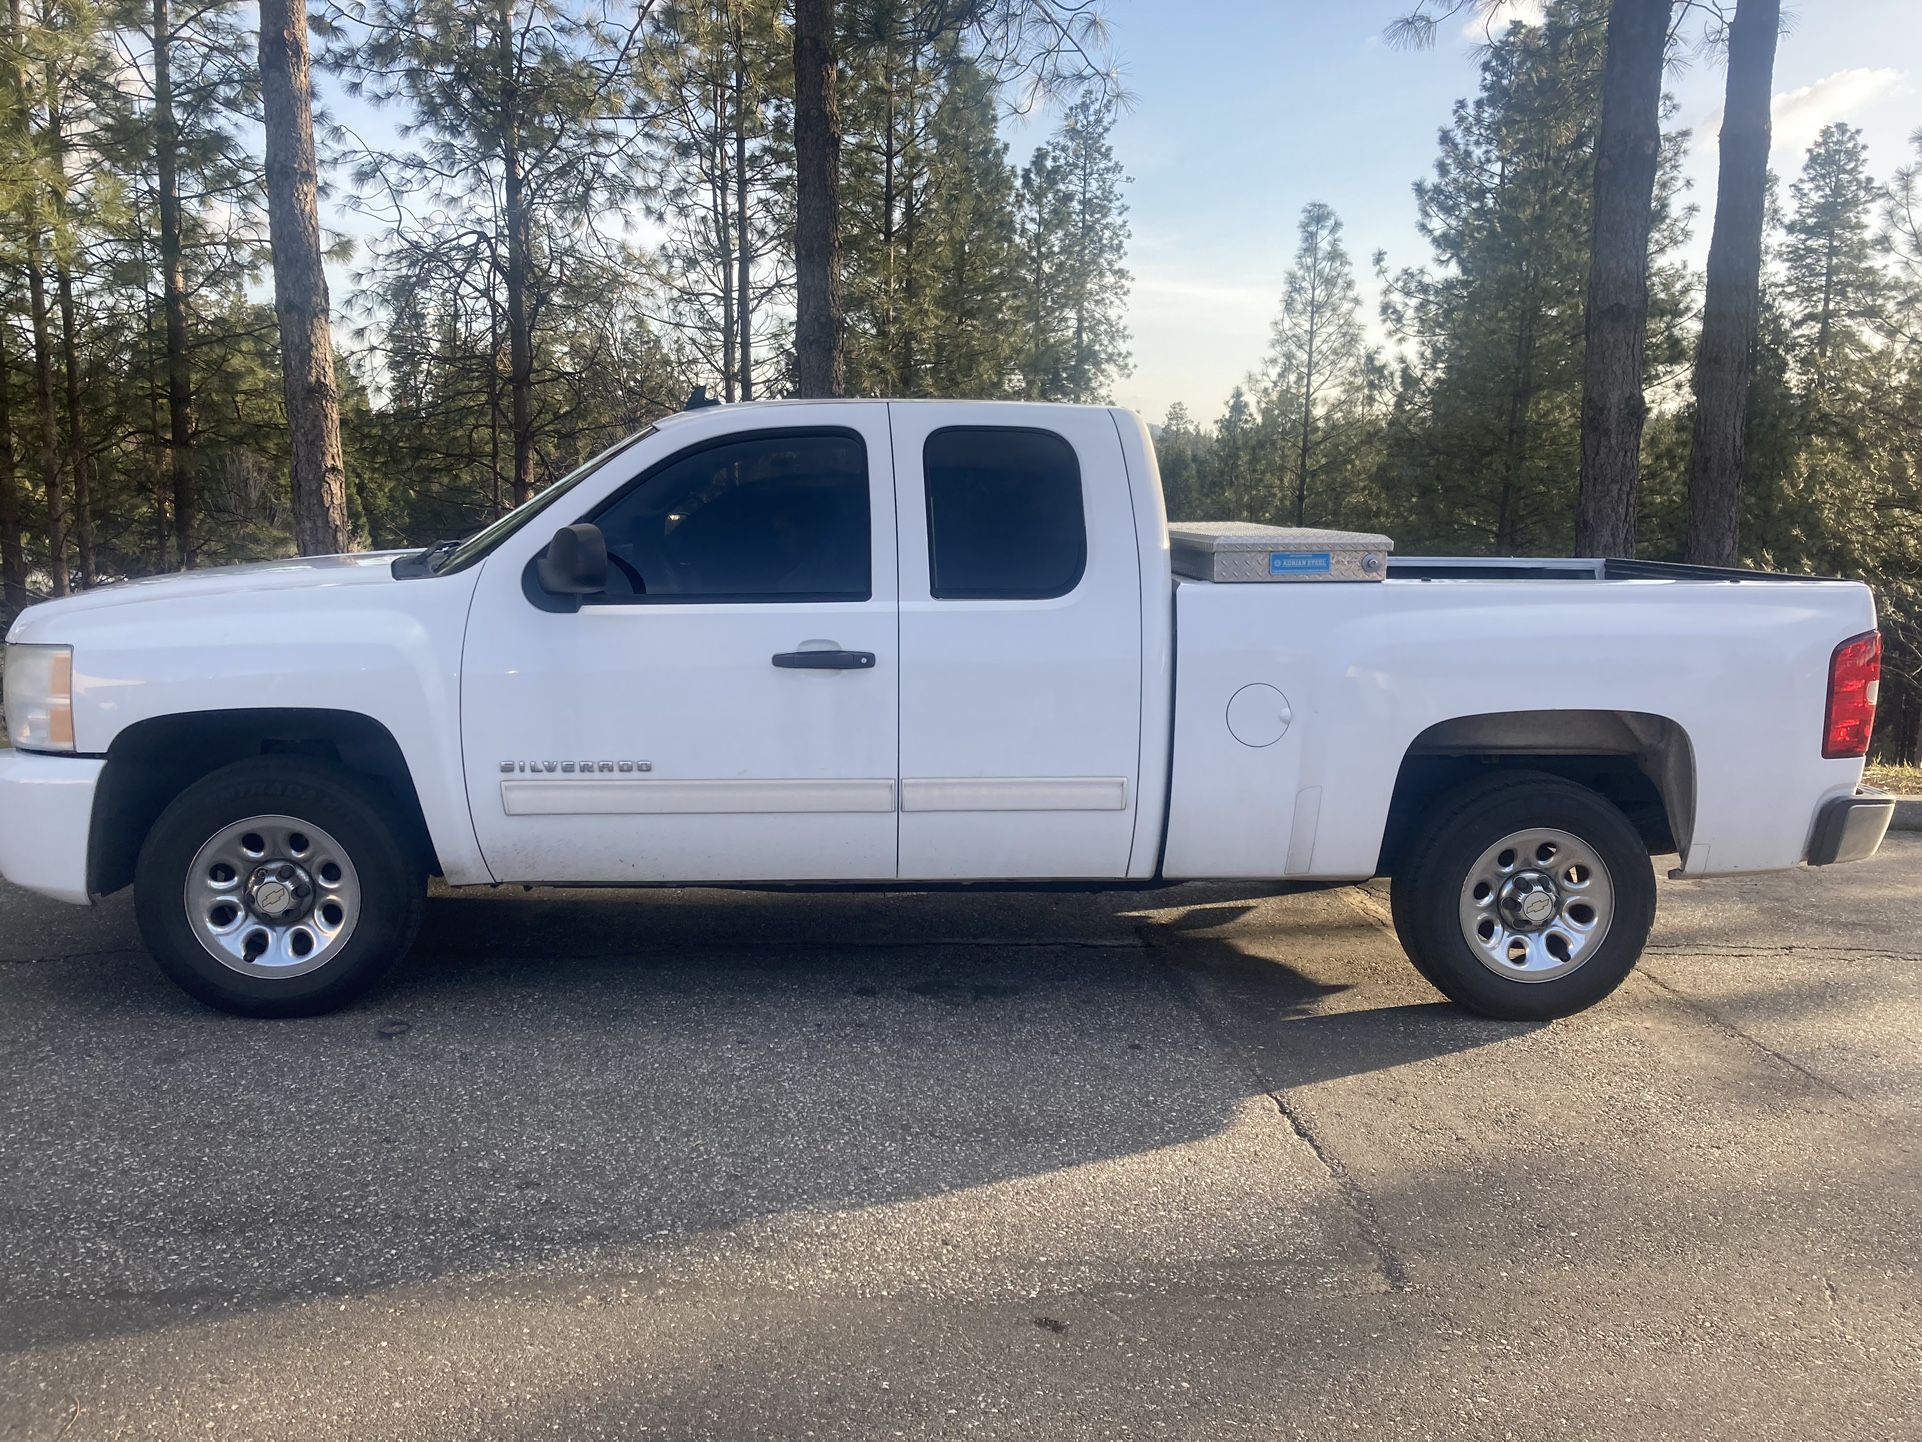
[0,749,103,904]
[1807,789,1895,867]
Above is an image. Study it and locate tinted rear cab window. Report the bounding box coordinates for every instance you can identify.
[924,428,1086,600]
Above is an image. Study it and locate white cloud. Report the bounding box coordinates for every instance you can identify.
[1129,271,1278,320]
[1460,0,1547,43]
[1769,67,1907,162]
[1699,68,1908,164]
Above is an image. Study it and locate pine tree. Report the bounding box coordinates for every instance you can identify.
[1260,202,1375,527]
[1377,2,1604,555]
[331,0,654,506]
[840,12,1018,398]
[789,0,1116,396]
[1153,402,1211,520]
[920,60,1018,395]
[1014,92,1128,402]
[1783,123,1886,383]
[839,7,944,396]
[100,0,258,570]
[641,0,791,400]
[4,0,68,590]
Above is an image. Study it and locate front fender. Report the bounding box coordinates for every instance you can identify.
[58,571,491,886]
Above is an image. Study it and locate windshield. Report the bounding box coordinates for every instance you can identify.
[433,425,658,575]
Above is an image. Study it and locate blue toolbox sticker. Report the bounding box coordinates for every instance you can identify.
[1269,551,1333,574]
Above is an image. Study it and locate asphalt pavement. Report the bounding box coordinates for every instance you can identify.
[0,841,1917,1441]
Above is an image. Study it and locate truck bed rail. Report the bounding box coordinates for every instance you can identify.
[1388,556,1839,583]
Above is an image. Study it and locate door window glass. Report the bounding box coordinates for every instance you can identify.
[924,428,1086,600]
[591,430,870,601]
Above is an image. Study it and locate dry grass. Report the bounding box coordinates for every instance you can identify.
[1864,761,1922,795]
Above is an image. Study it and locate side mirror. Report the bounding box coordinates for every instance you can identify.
[537,523,608,596]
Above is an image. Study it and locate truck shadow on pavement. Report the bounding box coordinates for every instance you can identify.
[0,881,1513,1354]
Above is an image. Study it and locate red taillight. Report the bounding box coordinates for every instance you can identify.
[1823,630,1881,758]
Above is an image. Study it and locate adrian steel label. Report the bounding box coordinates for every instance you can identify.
[1270,551,1333,575]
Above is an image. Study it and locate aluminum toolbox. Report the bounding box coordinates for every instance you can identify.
[1167,522,1393,583]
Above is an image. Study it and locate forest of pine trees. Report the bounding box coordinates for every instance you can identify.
[2,1,1922,758]
[1162,5,1922,763]
[0,0,1132,591]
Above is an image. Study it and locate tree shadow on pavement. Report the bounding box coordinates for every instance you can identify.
[0,882,1511,1355]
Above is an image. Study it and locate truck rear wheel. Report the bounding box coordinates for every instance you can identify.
[134,758,425,1017]
[1389,772,1655,1020]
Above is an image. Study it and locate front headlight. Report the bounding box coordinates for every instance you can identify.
[3,643,75,752]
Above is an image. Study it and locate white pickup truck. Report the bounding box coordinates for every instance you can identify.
[0,399,1895,1019]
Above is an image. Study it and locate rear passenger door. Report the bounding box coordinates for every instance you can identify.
[890,404,1144,880]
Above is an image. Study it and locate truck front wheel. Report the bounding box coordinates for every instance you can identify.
[134,758,426,1017]
[1389,773,1656,1020]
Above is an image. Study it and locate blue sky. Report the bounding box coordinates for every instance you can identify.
[1074,0,1922,422]
[315,2,1922,422]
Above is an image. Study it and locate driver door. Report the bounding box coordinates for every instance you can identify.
[459,407,900,883]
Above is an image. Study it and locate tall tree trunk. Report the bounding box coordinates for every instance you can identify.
[6,0,64,594]
[153,0,196,568]
[261,0,352,555]
[25,242,66,595]
[0,3,21,607]
[734,21,753,400]
[1295,231,1320,527]
[792,0,842,397]
[54,261,91,586]
[1573,0,1671,559]
[1684,0,1779,567]
[0,318,26,611]
[711,99,736,401]
[488,301,504,516]
[898,130,920,390]
[47,80,94,586]
[497,0,535,504]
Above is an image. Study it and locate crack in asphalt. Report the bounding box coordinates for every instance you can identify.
[1636,968,1863,1105]
[1257,1085,1412,1293]
[1141,923,1412,1296]
[1647,941,1922,962]
[0,948,143,967]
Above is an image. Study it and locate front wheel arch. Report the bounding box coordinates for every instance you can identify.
[90,708,437,898]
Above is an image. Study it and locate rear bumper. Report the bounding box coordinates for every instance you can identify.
[1807,789,1895,867]
[0,749,102,904]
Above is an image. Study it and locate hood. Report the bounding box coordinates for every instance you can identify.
[6,552,414,642]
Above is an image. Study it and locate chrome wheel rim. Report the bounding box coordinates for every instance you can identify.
[1457,827,1614,983]
[183,814,361,978]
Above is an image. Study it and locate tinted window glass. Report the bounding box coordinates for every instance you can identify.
[591,431,869,601]
[924,428,1086,599]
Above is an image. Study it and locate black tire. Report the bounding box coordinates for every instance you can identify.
[1388,771,1656,1021]
[134,758,426,1017]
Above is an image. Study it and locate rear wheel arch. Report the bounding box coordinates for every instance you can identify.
[89,709,437,898]
[1374,709,1696,877]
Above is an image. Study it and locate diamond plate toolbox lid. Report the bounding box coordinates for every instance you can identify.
[1166,522,1393,583]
